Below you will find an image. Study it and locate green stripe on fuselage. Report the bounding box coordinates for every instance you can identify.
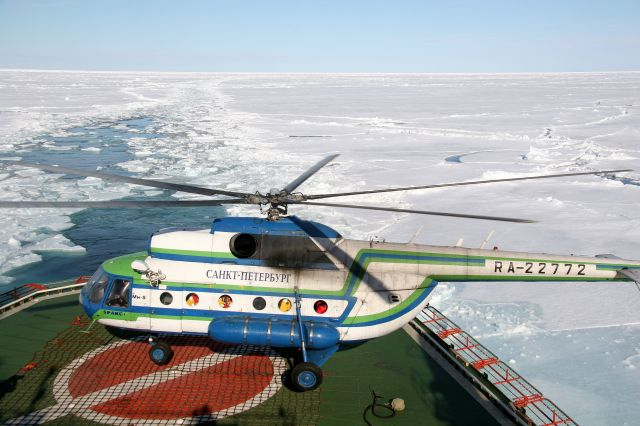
[346,278,435,324]
[93,309,212,322]
[102,252,147,276]
[100,249,636,299]
[430,274,618,282]
[343,249,475,296]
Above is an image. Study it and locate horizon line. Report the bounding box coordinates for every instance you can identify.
[2,68,640,76]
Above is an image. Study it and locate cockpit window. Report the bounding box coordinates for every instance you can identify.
[87,270,109,303]
[106,279,131,308]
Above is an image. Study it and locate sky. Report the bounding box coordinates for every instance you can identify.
[0,0,639,72]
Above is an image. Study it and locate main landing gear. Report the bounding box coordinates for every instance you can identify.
[288,288,338,392]
[148,336,173,366]
[291,361,323,391]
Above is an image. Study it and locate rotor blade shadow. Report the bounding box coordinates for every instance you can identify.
[288,216,420,322]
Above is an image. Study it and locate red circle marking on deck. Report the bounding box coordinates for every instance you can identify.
[68,338,217,397]
[53,337,286,424]
[91,354,273,419]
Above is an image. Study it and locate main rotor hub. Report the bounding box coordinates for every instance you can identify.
[253,190,307,221]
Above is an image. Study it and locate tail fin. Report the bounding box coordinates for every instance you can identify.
[597,254,640,291]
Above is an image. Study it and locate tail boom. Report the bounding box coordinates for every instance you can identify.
[419,248,640,283]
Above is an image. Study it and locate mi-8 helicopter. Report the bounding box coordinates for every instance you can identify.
[1,155,638,391]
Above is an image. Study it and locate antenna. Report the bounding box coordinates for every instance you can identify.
[408,225,424,244]
[480,230,495,250]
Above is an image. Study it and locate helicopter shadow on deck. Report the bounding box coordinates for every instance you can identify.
[0,360,23,401]
[0,364,56,424]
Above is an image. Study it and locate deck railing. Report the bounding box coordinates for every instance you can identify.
[0,277,89,320]
[411,305,577,426]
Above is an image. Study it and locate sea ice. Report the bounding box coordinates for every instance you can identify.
[0,70,638,424]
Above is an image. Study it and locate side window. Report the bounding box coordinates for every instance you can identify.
[88,271,109,303]
[106,279,131,308]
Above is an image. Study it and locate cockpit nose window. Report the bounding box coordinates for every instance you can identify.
[87,270,109,304]
[107,279,131,308]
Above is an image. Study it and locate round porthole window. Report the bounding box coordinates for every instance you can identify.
[160,292,173,305]
[230,233,258,258]
[253,297,266,310]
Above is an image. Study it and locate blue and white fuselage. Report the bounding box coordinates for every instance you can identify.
[80,216,640,360]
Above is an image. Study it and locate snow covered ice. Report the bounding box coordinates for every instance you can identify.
[1,69,639,424]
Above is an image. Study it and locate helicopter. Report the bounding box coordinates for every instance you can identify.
[1,154,638,391]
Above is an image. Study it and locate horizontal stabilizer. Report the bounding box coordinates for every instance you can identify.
[595,254,620,259]
[596,254,640,285]
[620,269,640,284]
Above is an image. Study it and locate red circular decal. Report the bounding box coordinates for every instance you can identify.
[314,300,328,314]
[7,336,287,424]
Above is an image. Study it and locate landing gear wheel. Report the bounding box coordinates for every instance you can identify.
[149,341,173,366]
[291,362,323,391]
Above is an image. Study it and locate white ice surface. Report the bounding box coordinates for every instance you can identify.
[1,70,639,424]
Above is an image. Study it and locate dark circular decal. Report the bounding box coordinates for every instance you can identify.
[253,297,266,310]
[160,292,173,305]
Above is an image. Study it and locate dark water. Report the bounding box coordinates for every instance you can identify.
[604,174,640,188]
[19,117,155,170]
[444,154,463,163]
[5,118,223,286]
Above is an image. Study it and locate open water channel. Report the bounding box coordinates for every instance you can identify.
[6,117,224,285]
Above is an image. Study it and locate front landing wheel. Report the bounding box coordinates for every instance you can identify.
[291,362,323,391]
[149,341,173,366]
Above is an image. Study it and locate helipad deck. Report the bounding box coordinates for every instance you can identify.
[0,293,500,425]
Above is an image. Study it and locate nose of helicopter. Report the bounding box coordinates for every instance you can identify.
[79,288,100,319]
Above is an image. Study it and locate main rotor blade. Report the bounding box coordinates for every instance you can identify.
[1,160,253,199]
[305,169,633,200]
[0,199,248,208]
[294,201,535,223]
[282,154,339,194]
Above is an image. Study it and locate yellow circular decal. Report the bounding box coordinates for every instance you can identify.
[278,298,292,312]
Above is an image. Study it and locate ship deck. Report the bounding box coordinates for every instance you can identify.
[0,292,501,425]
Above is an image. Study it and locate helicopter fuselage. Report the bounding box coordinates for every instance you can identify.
[80,216,640,349]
